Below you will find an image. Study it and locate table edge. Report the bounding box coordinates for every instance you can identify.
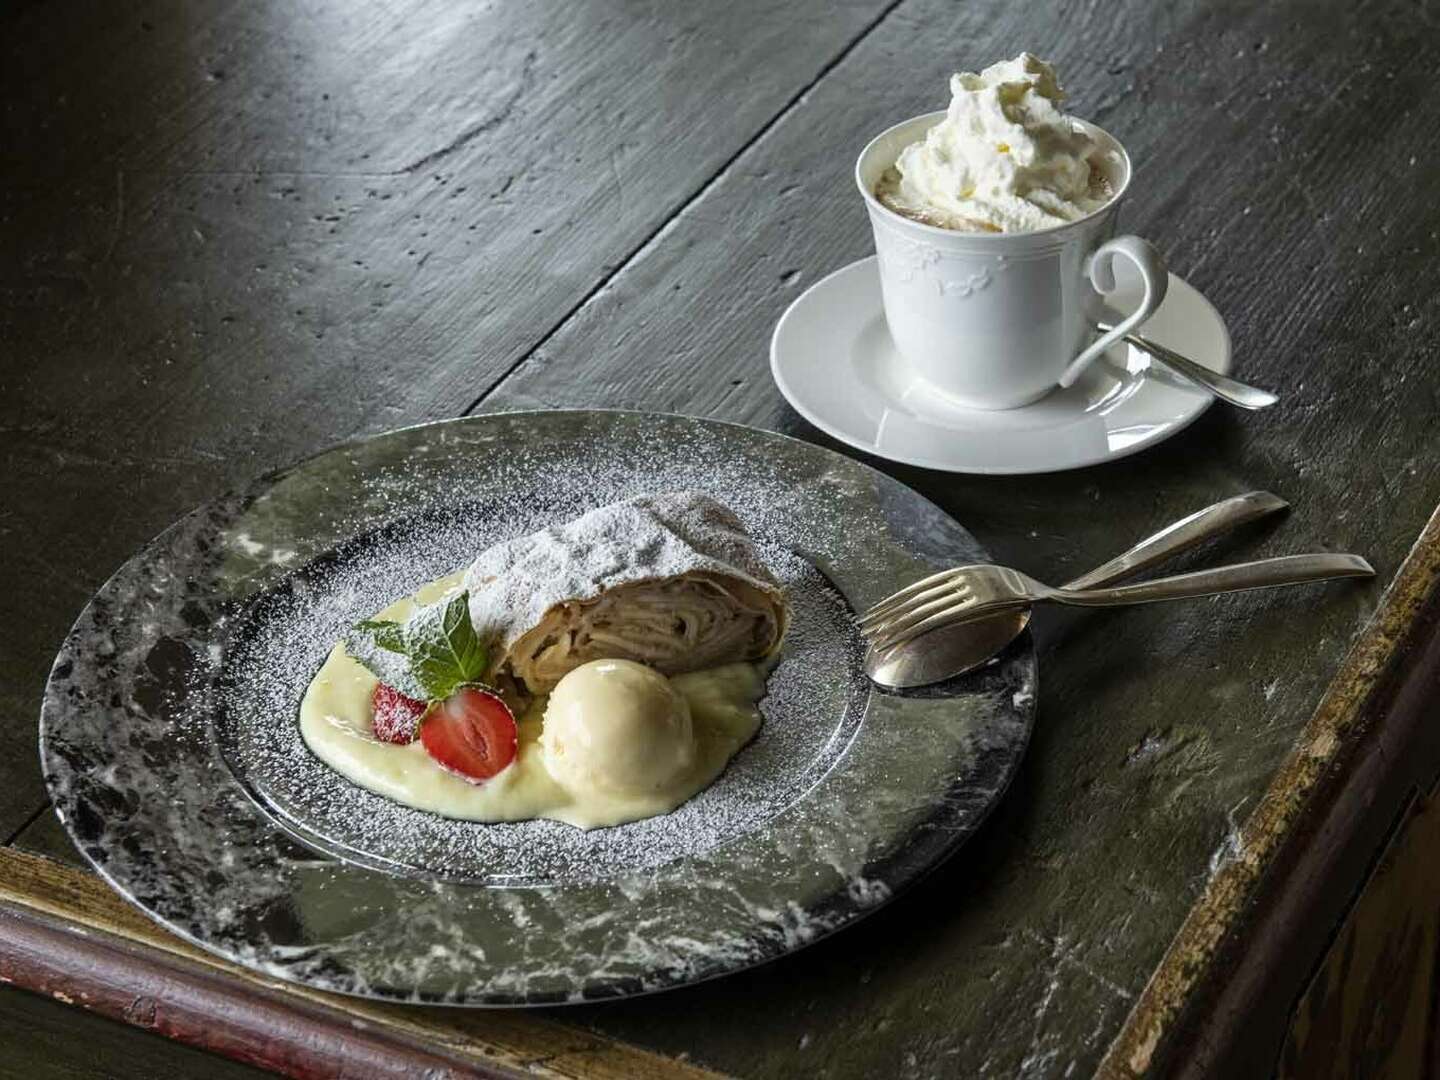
[1100,500,1440,1077]
[10,495,1439,1076]
[0,847,723,1080]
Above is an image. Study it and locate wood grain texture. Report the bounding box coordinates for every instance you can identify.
[0,985,276,1080]
[0,906,502,1079]
[5,0,1440,1075]
[0,0,892,836]
[0,848,722,1080]
[474,0,1440,1075]
[1277,785,1440,1080]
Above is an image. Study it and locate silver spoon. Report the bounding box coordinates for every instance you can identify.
[1112,326,1280,411]
[864,490,1289,689]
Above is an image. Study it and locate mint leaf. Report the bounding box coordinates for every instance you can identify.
[354,618,406,654]
[346,621,428,701]
[345,590,489,702]
[405,591,488,699]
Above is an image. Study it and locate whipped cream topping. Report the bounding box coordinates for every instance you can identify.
[876,53,1114,233]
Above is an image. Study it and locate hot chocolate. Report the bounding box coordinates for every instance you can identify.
[874,54,1116,234]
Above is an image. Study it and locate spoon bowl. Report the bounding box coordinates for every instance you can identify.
[865,608,1030,688]
[864,491,1289,689]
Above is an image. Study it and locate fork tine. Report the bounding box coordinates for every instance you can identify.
[858,574,970,631]
[869,597,981,653]
[868,595,987,653]
[863,583,972,645]
[858,567,967,624]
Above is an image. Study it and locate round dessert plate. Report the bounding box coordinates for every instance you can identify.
[40,411,1036,1005]
[771,256,1233,474]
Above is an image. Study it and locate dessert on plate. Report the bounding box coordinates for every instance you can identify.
[299,492,789,828]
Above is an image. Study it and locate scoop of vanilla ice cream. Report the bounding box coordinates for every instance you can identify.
[879,53,1112,233]
[541,659,698,797]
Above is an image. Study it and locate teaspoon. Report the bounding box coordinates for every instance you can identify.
[1112,326,1280,411]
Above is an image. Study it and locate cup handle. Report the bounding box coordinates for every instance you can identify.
[1058,235,1169,388]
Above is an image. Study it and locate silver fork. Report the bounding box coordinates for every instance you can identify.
[864,489,1289,689]
[860,553,1374,654]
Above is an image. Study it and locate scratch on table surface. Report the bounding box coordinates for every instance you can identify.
[1019,968,1063,1076]
[515,1040,609,1071]
[127,169,405,180]
[10,549,97,603]
[607,148,626,213]
[1317,64,1364,112]
[400,49,539,175]
[1021,930,1134,1002]
[49,445,227,471]
[1206,798,1251,877]
[102,170,125,264]
[1018,928,1137,1074]
[1283,171,1325,226]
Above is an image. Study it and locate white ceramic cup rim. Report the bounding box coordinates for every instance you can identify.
[854,110,1135,244]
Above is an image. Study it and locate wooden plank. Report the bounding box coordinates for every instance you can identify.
[0,984,277,1080]
[469,0,1440,1075]
[0,0,896,837]
[1276,785,1440,1079]
[7,1,1439,1078]
[0,906,506,1079]
[0,847,722,1080]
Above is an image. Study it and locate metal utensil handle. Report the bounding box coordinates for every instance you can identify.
[1124,331,1279,410]
[1050,553,1373,608]
[1063,491,1289,592]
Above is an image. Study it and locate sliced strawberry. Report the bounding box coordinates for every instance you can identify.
[420,686,518,783]
[371,683,428,744]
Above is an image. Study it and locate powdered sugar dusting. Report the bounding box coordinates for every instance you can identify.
[217,432,866,883]
[464,490,785,659]
[45,411,1036,1004]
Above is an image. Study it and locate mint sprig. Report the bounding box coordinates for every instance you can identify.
[354,617,407,655]
[347,590,489,701]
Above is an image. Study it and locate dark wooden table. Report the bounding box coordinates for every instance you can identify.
[5,1,1440,1076]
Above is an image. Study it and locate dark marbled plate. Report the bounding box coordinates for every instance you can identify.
[39,411,1036,1005]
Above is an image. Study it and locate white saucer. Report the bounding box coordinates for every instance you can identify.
[770,256,1232,475]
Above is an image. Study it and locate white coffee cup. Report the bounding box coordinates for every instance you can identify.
[856,112,1167,410]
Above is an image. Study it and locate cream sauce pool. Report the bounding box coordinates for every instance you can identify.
[299,573,767,828]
